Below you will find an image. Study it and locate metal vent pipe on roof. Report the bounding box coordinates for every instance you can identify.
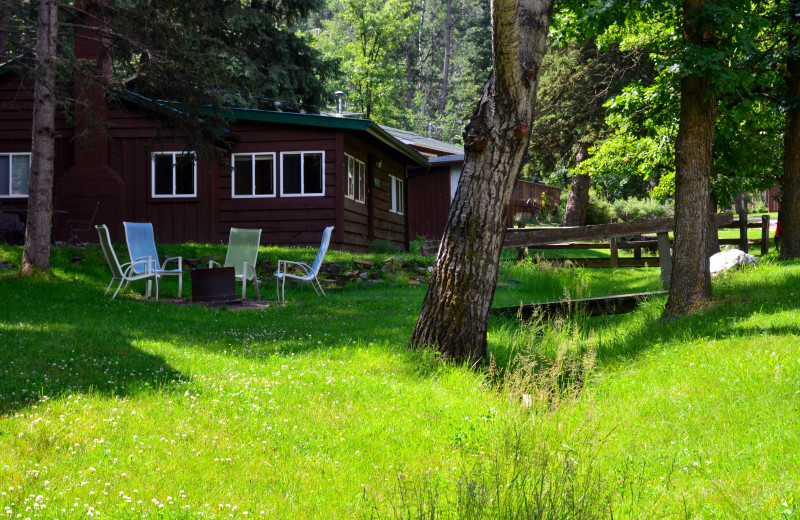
[335,91,344,116]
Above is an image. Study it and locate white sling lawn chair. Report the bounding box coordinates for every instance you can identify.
[274,226,333,303]
[210,227,262,300]
[124,222,183,298]
[96,224,159,300]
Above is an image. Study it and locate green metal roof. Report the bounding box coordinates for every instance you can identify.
[218,107,430,167]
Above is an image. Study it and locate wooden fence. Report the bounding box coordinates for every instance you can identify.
[420,212,773,290]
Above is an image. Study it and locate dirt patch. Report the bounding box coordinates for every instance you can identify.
[159,297,276,311]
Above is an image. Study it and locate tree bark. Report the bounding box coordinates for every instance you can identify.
[561,141,591,226]
[21,0,59,276]
[438,0,453,115]
[411,0,554,363]
[663,0,716,319]
[780,28,800,260]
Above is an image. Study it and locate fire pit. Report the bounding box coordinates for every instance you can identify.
[190,267,241,304]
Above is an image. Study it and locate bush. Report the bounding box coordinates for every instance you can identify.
[612,198,674,222]
[584,191,615,225]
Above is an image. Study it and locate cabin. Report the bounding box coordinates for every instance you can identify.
[404,149,562,239]
[0,61,428,251]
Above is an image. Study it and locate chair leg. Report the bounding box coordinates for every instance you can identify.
[112,279,125,299]
[316,276,326,298]
[104,278,115,296]
[178,274,183,299]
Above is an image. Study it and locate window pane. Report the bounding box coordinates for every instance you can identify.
[254,156,274,195]
[11,155,30,196]
[303,153,323,194]
[154,155,173,195]
[0,157,9,196]
[175,154,194,195]
[234,157,253,196]
[398,179,404,214]
[357,162,365,202]
[349,157,355,198]
[283,154,302,194]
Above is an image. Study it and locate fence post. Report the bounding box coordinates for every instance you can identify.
[657,232,671,290]
[739,212,749,252]
[761,214,770,255]
[516,222,527,261]
[633,233,642,259]
[609,217,619,267]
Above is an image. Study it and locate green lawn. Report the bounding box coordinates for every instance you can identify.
[1,242,798,518]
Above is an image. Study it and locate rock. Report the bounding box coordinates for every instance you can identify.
[184,257,201,269]
[320,262,343,275]
[383,256,406,267]
[710,248,759,276]
[344,270,360,279]
[353,259,374,269]
[359,272,370,280]
[427,266,434,273]
[0,261,13,270]
[407,278,421,285]
[415,266,428,275]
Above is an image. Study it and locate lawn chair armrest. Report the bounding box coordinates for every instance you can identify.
[209,260,221,268]
[122,257,156,277]
[132,255,158,272]
[162,256,182,271]
[276,260,312,276]
[243,261,258,281]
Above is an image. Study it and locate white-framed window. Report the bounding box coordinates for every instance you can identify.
[280,151,324,197]
[344,154,366,203]
[389,175,404,215]
[152,151,197,198]
[232,152,276,198]
[0,153,31,198]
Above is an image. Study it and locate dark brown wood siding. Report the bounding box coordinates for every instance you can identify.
[1,73,75,221]
[106,103,216,243]
[2,70,415,250]
[342,133,408,250]
[408,165,451,240]
[220,122,337,246]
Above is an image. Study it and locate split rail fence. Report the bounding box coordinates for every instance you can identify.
[421,212,772,290]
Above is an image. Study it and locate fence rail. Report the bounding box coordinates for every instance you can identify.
[420,212,773,290]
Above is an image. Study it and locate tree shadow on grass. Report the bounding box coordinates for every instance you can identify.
[0,313,188,417]
[578,266,800,365]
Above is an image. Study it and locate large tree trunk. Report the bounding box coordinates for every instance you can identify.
[411,0,554,363]
[438,0,453,115]
[21,0,59,276]
[663,0,717,319]
[780,28,800,260]
[561,141,591,226]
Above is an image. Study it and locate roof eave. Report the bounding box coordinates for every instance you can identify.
[365,124,430,168]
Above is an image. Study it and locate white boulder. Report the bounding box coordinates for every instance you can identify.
[709,248,759,276]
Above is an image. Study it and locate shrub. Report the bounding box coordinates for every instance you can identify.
[612,197,674,222]
[584,191,615,225]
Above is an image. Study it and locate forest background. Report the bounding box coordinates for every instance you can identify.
[303,0,788,223]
